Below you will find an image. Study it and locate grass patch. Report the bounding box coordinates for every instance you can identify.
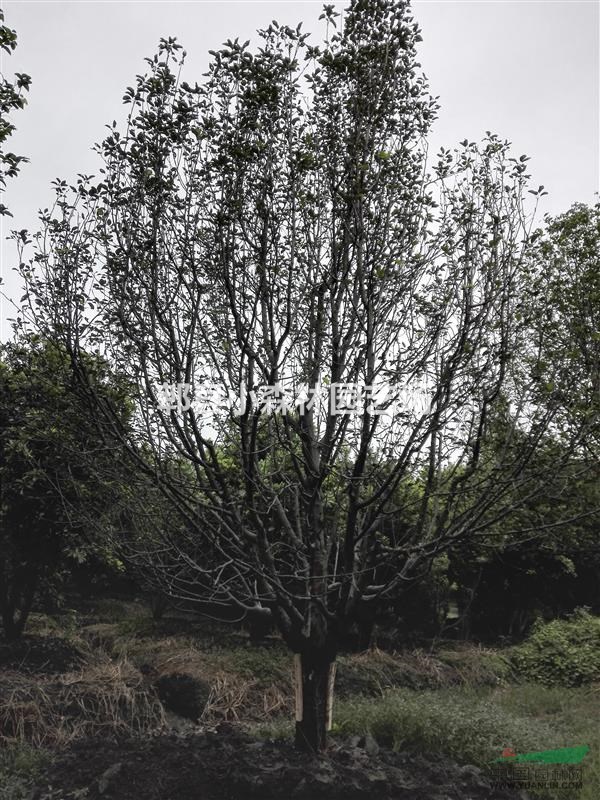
[253,683,599,799]
[108,632,294,722]
[329,684,599,800]
[159,644,293,721]
[335,644,512,697]
[492,684,600,800]
[334,686,562,764]
[0,743,50,800]
[116,614,159,638]
[23,613,67,639]
[214,645,291,684]
[252,717,294,741]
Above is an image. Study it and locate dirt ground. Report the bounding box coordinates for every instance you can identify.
[29,723,522,800]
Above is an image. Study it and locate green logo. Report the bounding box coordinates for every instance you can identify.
[495,745,589,765]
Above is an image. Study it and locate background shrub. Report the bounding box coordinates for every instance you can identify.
[510,609,600,686]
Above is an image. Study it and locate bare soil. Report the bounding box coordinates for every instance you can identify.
[29,723,521,800]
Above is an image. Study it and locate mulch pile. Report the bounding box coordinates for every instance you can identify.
[30,724,522,800]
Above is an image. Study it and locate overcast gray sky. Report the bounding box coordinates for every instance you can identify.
[1,0,598,340]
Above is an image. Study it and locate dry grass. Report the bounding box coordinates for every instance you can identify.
[149,644,292,722]
[0,658,165,748]
[435,642,513,685]
[79,622,120,653]
[85,624,512,723]
[335,645,459,696]
[106,629,294,722]
[0,609,515,755]
[200,673,291,722]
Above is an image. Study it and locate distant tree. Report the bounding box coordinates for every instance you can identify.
[446,201,600,640]
[447,444,600,641]
[0,336,132,640]
[18,0,597,751]
[0,7,31,218]
[527,202,600,459]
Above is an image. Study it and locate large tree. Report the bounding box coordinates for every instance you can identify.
[17,0,597,750]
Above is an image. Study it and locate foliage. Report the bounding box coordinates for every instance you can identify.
[510,609,600,687]
[0,336,133,639]
[527,203,600,458]
[446,429,600,641]
[0,7,31,218]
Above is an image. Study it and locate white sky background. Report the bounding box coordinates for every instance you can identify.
[0,0,598,341]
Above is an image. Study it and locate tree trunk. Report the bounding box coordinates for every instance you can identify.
[356,616,376,651]
[2,602,29,642]
[150,591,169,621]
[1,572,36,642]
[247,608,273,646]
[294,651,336,753]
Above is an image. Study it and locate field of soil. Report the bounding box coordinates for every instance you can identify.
[27,725,523,800]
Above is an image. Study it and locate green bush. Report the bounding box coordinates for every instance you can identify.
[510,609,600,687]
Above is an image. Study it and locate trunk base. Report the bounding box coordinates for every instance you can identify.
[294,653,336,753]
